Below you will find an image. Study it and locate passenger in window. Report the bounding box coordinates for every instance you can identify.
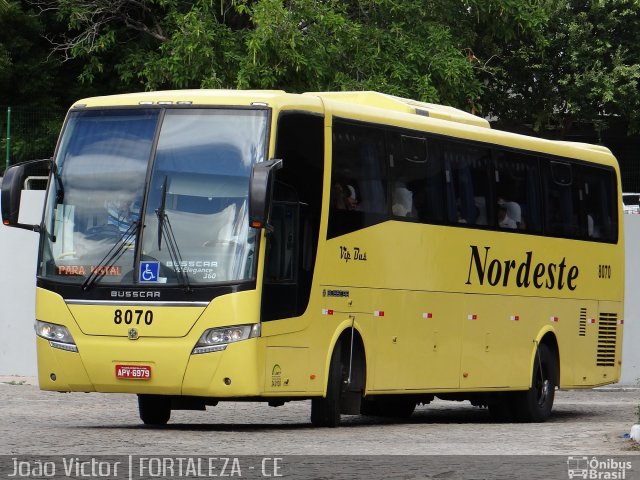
[344,185,359,210]
[505,201,522,229]
[392,182,414,217]
[497,200,517,229]
[333,182,358,211]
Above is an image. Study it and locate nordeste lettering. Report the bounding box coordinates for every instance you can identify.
[466,245,579,291]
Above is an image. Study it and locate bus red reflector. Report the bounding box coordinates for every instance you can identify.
[374,311,384,317]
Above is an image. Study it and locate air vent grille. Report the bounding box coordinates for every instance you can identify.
[596,312,617,367]
[579,308,587,337]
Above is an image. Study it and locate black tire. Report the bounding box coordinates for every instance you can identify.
[311,345,343,427]
[138,394,171,426]
[513,343,557,422]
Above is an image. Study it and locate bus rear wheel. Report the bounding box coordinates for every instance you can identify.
[138,394,171,426]
[513,343,557,422]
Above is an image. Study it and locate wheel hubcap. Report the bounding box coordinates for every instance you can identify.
[537,378,549,406]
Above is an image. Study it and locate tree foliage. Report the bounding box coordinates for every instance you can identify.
[482,0,640,135]
[6,0,640,138]
[30,0,546,110]
[0,1,105,166]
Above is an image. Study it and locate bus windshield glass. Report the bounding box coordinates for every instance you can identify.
[40,107,269,287]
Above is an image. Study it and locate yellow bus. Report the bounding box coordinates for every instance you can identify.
[1,90,623,426]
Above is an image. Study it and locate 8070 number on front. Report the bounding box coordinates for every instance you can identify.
[114,309,153,325]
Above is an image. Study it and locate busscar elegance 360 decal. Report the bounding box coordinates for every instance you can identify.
[465,245,579,291]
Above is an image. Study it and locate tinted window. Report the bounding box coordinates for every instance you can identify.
[388,132,446,223]
[328,121,387,238]
[326,119,618,244]
[441,141,491,226]
[582,166,618,242]
[542,161,582,238]
[494,151,541,232]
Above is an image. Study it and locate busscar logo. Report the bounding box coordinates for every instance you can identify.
[110,290,161,299]
[466,245,579,291]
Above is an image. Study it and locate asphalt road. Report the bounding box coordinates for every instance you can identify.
[1,378,638,456]
[1,378,639,480]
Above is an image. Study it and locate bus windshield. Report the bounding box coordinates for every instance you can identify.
[40,107,269,287]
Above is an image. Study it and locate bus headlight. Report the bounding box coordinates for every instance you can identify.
[35,320,78,352]
[192,324,260,355]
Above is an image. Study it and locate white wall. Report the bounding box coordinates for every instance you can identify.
[0,194,639,384]
[622,214,640,383]
[0,190,45,375]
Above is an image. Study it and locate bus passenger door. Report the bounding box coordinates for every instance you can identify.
[261,111,324,323]
[262,200,300,321]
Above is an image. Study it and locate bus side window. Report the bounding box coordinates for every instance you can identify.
[388,133,448,223]
[389,134,427,219]
[441,141,491,226]
[494,150,541,233]
[328,121,387,238]
[582,165,618,242]
[543,161,581,238]
[357,143,387,214]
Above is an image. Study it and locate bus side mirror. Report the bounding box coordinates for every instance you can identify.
[249,159,283,230]
[1,158,50,232]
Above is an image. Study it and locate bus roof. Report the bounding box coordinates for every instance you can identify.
[71,90,488,128]
[71,89,289,108]
[306,91,490,129]
[70,89,615,166]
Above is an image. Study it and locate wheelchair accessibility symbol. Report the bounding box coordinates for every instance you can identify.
[139,262,160,283]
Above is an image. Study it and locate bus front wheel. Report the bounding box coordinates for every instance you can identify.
[138,394,171,426]
[513,343,557,422]
[310,345,344,427]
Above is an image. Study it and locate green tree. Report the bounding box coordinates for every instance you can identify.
[481,0,640,136]
[33,0,547,110]
[0,1,63,166]
[0,1,114,168]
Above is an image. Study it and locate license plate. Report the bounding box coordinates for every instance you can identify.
[116,364,151,380]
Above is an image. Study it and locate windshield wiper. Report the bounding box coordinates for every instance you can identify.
[50,158,64,205]
[156,176,191,292]
[46,159,65,243]
[81,220,139,291]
